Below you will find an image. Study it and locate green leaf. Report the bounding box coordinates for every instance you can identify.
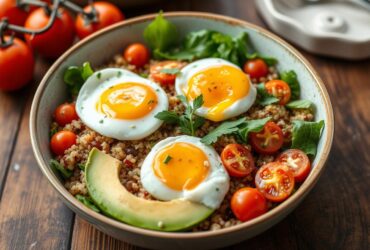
[291,120,325,156]
[75,195,100,213]
[238,117,271,141]
[50,160,72,179]
[177,95,188,105]
[155,111,180,124]
[77,163,85,171]
[256,83,279,106]
[193,116,205,131]
[159,68,181,75]
[281,70,300,100]
[201,117,246,145]
[192,95,204,110]
[143,11,178,51]
[63,62,94,96]
[286,100,313,109]
[81,62,94,81]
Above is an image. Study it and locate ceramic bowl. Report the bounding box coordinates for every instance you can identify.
[30,12,334,250]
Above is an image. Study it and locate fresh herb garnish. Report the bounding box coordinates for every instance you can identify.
[77,163,85,171]
[50,160,72,179]
[281,70,300,100]
[148,99,156,105]
[139,72,149,78]
[291,120,324,156]
[99,119,104,124]
[160,68,181,75]
[286,99,313,109]
[201,118,246,145]
[256,83,279,106]
[75,195,100,213]
[155,95,205,136]
[163,155,173,164]
[96,72,101,79]
[63,62,94,96]
[237,117,271,142]
[49,127,58,138]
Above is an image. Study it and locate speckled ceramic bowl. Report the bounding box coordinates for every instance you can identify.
[30,12,334,250]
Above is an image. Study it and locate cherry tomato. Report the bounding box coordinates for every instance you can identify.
[123,43,150,68]
[265,80,291,105]
[221,144,255,177]
[54,103,79,126]
[75,2,124,39]
[0,0,29,27]
[0,36,34,91]
[24,7,75,59]
[250,122,284,154]
[150,60,185,85]
[255,162,295,202]
[50,131,77,155]
[243,59,268,79]
[231,187,268,222]
[277,149,311,182]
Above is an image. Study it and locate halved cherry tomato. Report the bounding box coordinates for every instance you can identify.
[50,131,77,155]
[231,187,267,222]
[243,59,268,79]
[75,1,124,39]
[265,80,291,105]
[123,43,150,68]
[221,144,255,177]
[255,162,295,202]
[276,149,311,182]
[250,122,283,154]
[54,103,79,126]
[150,60,185,85]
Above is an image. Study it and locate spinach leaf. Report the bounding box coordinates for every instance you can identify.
[75,195,100,213]
[286,99,313,109]
[201,117,246,145]
[238,117,271,142]
[50,160,72,179]
[63,62,94,96]
[256,83,279,106]
[281,70,300,100]
[291,120,325,156]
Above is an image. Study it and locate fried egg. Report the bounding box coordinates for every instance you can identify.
[175,58,256,122]
[76,68,168,140]
[140,136,229,209]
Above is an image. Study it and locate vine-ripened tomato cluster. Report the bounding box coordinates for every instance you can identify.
[0,0,124,91]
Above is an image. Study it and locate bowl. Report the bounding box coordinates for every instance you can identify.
[30,12,334,250]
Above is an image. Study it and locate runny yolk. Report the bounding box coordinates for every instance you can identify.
[152,142,210,191]
[96,82,157,119]
[185,65,250,121]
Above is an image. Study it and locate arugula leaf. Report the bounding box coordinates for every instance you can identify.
[154,111,180,124]
[143,11,178,51]
[160,68,181,75]
[201,117,246,145]
[281,70,300,100]
[291,120,324,156]
[256,83,279,106]
[238,117,271,141]
[50,160,72,179]
[286,100,313,109]
[75,195,100,213]
[63,62,94,96]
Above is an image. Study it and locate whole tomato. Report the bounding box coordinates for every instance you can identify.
[75,2,124,39]
[0,0,29,27]
[24,7,75,59]
[0,36,34,91]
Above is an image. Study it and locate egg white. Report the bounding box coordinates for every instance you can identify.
[175,58,257,121]
[76,68,168,140]
[140,135,230,209]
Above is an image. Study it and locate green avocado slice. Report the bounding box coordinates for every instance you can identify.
[85,148,214,231]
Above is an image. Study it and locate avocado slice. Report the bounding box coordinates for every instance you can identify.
[85,148,214,231]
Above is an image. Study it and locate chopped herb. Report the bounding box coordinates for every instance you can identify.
[201,117,246,145]
[291,120,325,156]
[216,188,220,192]
[50,127,58,138]
[286,99,313,109]
[117,71,122,77]
[50,160,72,179]
[99,119,104,124]
[96,72,102,79]
[163,155,173,164]
[256,83,279,106]
[148,99,156,105]
[75,195,100,213]
[237,117,271,142]
[130,125,136,129]
[160,68,181,75]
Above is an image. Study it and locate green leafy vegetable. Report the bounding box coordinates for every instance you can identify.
[286,100,313,109]
[160,68,181,75]
[63,62,94,96]
[281,70,300,100]
[291,120,325,156]
[163,155,173,164]
[155,111,180,124]
[246,52,278,66]
[49,127,58,138]
[75,195,100,213]
[143,11,178,51]
[50,160,72,179]
[238,117,271,142]
[256,83,279,106]
[201,117,246,145]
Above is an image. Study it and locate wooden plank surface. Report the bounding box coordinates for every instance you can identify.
[0,1,369,250]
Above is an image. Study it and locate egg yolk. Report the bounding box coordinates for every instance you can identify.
[96,82,157,119]
[152,142,210,191]
[185,65,250,121]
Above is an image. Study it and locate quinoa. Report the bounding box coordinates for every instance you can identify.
[54,54,314,232]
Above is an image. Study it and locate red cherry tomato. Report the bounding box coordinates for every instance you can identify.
[50,131,77,155]
[123,43,150,68]
[0,36,34,91]
[250,122,284,154]
[149,60,185,85]
[24,7,75,59]
[243,59,269,79]
[231,187,268,222]
[265,80,291,105]
[255,162,295,202]
[54,103,79,126]
[0,0,29,27]
[75,1,124,39]
[221,144,255,177]
[276,149,311,182]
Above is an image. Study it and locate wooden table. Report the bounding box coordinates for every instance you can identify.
[0,1,369,249]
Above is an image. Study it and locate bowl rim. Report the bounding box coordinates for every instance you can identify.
[30,11,334,239]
